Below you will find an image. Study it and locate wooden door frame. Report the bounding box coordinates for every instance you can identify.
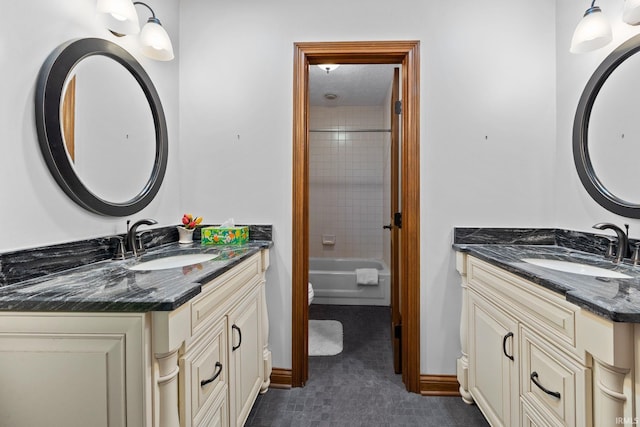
[292,40,421,392]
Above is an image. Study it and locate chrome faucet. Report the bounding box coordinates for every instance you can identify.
[126,219,157,257]
[593,223,630,263]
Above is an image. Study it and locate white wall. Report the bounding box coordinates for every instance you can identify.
[422,0,557,373]
[179,0,558,374]
[555,1,640,235]
[0,1,181,253]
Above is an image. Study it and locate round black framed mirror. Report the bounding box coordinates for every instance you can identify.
[573,33,640,218]
[35,38,168,217]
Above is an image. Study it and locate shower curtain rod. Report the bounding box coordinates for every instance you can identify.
[309,129,391,133]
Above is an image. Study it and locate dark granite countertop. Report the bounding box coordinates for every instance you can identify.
[0,241,271,313]
[453,228,640,323]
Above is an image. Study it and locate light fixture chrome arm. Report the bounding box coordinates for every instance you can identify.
[133,2,157,22]
[133,2,153,14]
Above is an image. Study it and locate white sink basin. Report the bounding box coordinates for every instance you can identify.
[521,258,632,279]
[129,253,219,271]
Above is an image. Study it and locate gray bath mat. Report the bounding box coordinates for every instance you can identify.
[309,319,343,356]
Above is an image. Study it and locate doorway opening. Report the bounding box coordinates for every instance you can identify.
[292,40,420,392]
[307,63,399,365]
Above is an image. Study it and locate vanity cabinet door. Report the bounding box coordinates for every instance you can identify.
[0,314,146,427]
[228,286,263,427]
[468,290,519,427]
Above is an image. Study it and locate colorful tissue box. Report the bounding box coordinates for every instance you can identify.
[201,226,249,245]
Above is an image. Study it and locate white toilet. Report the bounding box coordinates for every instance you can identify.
[308,282,314,305]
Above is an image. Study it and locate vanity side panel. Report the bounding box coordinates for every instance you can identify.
[577,310,635,426]
[456,251,473,403]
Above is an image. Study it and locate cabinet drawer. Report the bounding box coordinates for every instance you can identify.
[520,327,591,427]
[196,389,228,427]
[180,317,228,427]
[468,256,578,351]
[191,253,262,335]
[521,398,555,427]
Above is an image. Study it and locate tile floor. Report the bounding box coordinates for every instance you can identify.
[246,305,489,427]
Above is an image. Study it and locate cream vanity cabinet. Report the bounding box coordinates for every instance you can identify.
[0,250,271,427]
[457,253,636,427]
[178,251,268,427]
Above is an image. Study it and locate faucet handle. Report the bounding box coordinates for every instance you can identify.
[111,235,126,260]
[135,231,152,254]
[632,242,640,266]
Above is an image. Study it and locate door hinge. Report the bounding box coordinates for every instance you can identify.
[394,100,402,115]
[394,324,401,339]
[393,212,402,229]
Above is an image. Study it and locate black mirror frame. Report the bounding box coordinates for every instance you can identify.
[35,38,168,217]
[573,33,640,218]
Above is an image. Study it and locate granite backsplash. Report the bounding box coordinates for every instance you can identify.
[0,224,272,286]
[453,227,633,257]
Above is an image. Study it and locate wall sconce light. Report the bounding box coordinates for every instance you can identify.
[624,0,640,23]
[97,0,174,61]
[317,64,340,74]
[97,0,139,35]
[135,2,174,61]
[571,0,640,53]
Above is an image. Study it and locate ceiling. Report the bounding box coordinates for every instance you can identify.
[308,64,399,107]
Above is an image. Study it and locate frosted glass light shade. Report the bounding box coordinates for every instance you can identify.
[97,0,140,35]
[570,7,612,53]
[623,0,640,25]
[139,19,174,61]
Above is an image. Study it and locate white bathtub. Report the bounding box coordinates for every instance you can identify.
[308,258,390,306]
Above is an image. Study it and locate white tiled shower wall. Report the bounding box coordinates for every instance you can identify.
[309,106,391,259]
